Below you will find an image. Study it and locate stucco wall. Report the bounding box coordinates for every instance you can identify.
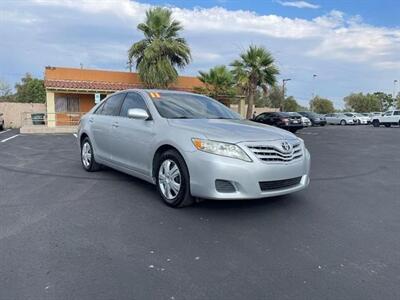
[0,102,46,128]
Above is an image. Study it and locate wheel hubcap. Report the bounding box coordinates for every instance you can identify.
[82,142,92,168]
[158,159,181,201]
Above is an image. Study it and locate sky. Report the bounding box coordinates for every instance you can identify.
[1,0,400,108]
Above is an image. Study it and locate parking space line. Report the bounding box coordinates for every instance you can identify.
[0,129,11,135]
[1,134,20,143]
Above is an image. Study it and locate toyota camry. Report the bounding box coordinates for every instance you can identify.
[78,90,310,207]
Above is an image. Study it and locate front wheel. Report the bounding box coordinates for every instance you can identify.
[340,120,346,126]
[384,123,391,128]
[372,120,380,127]
[156,150,194,208]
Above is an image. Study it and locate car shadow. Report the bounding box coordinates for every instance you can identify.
[100,166,307,214]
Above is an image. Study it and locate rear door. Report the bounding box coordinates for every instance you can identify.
[111,92,156,175]
[90,93,126,161]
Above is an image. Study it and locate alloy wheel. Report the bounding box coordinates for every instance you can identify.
[158,159,181,201]
[82,142,92,168]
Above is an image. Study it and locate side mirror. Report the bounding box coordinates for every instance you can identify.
[127,108,149,120]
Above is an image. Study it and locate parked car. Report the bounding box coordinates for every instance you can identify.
[288,112,311,127]
[297,111,327,126]
[0,112,4,130]
[324,113,357,125]
[252,112,304,133]
[344,112,369,125]
[78,90,310,207]
[371,110,400,127]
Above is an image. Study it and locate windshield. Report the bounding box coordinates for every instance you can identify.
[150,92,241,119]
[287,112,301,117]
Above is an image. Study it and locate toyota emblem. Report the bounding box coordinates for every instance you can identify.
[281,141,291,152]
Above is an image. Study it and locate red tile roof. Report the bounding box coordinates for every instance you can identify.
[45,80,141,92]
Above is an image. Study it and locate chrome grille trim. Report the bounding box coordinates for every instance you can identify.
[247,142,303,163]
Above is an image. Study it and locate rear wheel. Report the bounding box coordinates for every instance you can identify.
[372,120,380,127]
[384,123,391,128]
[340,120,346,126]
[81,137,101,172]
[156,150,194,208]
[0,123,3,131]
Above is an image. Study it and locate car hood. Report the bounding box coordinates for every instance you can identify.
[167,119,298,143]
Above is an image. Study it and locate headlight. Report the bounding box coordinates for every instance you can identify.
[192,138,252,162]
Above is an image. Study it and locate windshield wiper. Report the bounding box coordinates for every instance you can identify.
[170,116,190,119]
[207,117,234,119]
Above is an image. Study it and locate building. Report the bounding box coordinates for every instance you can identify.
[44,66,205,127]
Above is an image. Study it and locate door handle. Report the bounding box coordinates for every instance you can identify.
[112,122,119,128]
[89,118,94,123]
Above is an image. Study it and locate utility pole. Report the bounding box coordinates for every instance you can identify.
[282,78,291,112]
[394,79,398,98]
[311,74,317,112]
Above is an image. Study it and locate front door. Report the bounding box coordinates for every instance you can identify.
[111,92,155,176]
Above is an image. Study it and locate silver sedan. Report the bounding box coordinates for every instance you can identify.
[78,90,310,207]
[324,113,357,125]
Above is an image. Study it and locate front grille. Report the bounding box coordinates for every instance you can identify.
[215,180,236,193]
[247,143,303,163]
[259,177,302,191]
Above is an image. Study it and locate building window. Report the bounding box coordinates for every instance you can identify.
[55,95,80,112]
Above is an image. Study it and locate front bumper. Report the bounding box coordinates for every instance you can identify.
[184,146,310,200]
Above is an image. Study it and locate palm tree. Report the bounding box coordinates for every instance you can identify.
[231,46,279,119]
[197,65,235,99]
[128,7,191,88]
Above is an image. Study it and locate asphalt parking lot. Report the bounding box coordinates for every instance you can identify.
[1,126,400,300]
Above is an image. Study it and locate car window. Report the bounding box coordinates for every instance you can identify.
[383,111,392,116]
[120,93,149,117]
[256,113,269,121]
[394,111,400,115]
[99,93,126,116]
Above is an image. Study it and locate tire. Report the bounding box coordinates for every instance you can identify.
[81,137,101,172]
[372,120,380,127]
[384,124,391,128]
[156,149,194,208]
[0,123,3,131]
[340,120,346,126]
[357,120,361,125]
[320,123,325,127]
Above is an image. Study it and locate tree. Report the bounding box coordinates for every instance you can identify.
[14,73,45,103]
[373,92,394,111]
[397,95,400,109]
[0,80,12,98]
[283,96,301,112]
[309,96,335,114]
[265,85,283,108]
[196,65,235,100]
[231,45,279,119]
[128,7,191,88]
[344,92,382,112]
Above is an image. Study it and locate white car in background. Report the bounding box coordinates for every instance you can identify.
[344,113,369,125]
[324,113,357,125]
[288,112,311,127]
[0,112,4,131]
[372,110,400,127]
